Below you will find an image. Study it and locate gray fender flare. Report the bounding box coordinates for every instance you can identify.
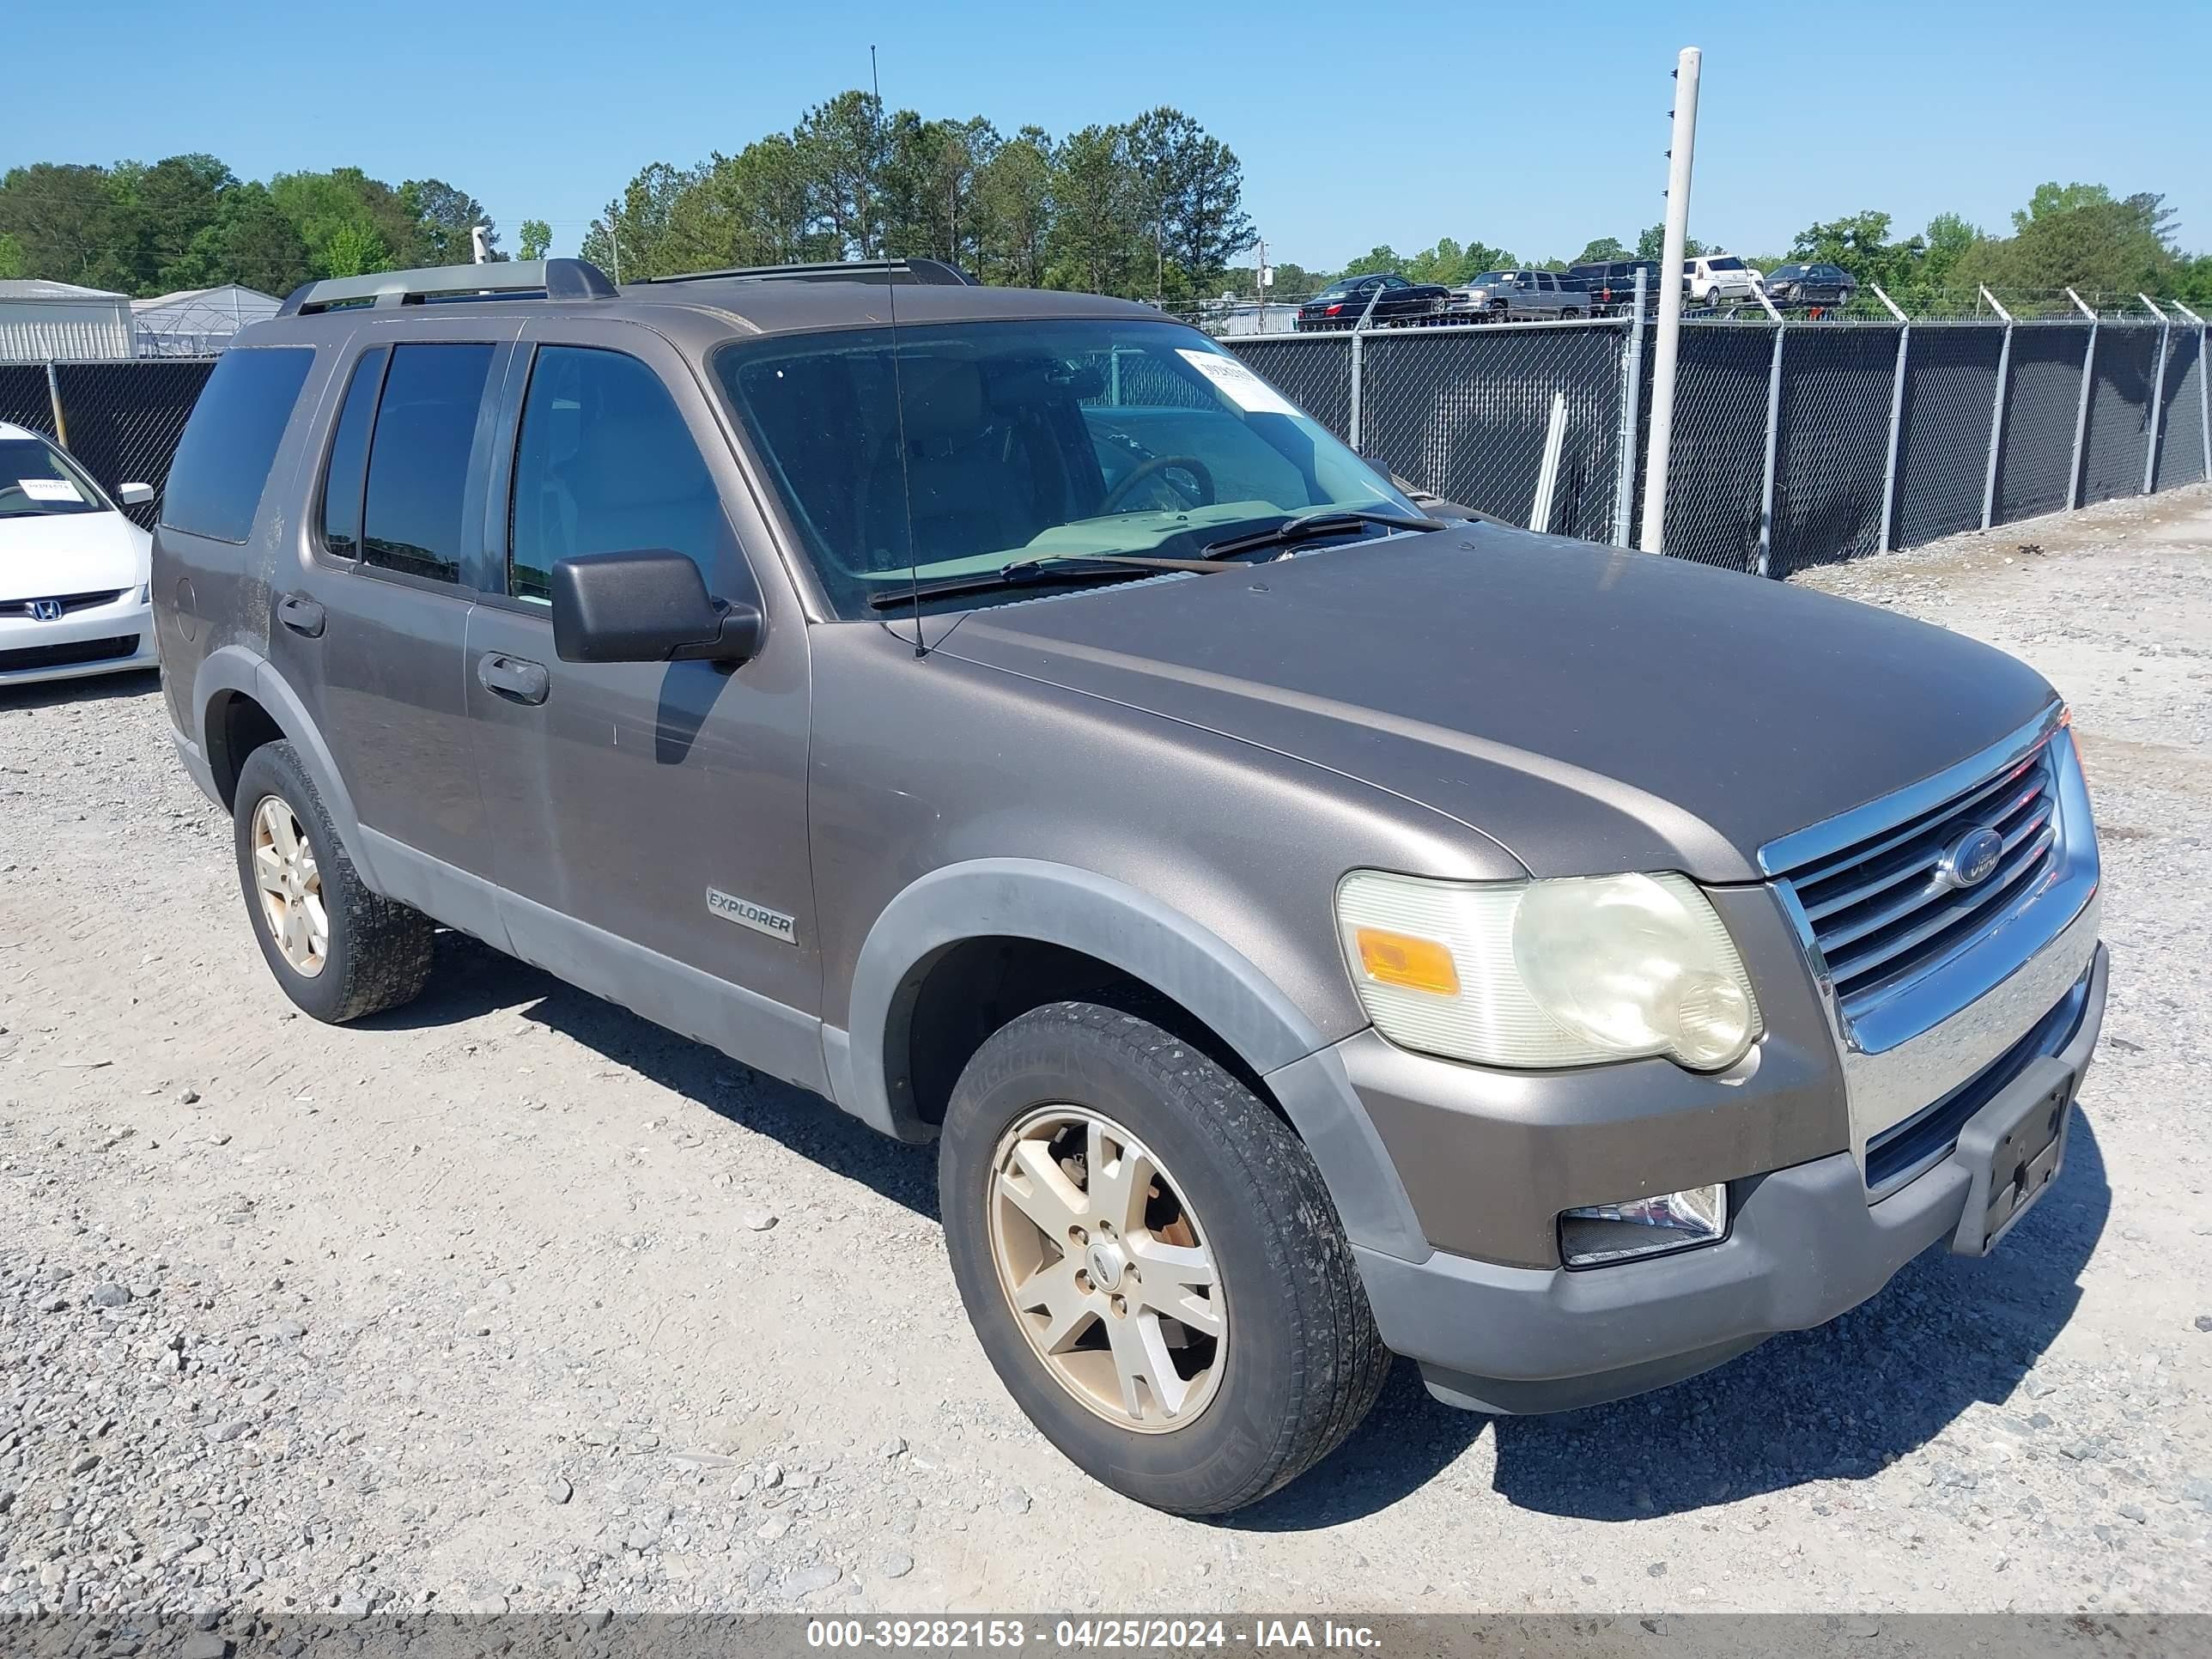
[830,858,1430,1260]
[191,646,380,890]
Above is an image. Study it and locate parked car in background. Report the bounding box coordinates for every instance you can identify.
[1565,259,1661,316]
[1683,254,1765,309]
[0,421,157,689]
[1293,272,1450,331]
[1445,270,1591,321]
[1764,263,1858,309]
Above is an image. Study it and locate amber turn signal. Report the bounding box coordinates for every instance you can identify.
[1353,927,1461,995]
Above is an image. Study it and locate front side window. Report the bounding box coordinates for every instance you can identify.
[318,346,388,559]
[161,346,313,543]
[0,435,109,520]
[508,346,722,604]
[362,343,495,584]
[714,318,1418,619]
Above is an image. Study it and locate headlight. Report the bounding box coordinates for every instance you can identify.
[1335,870,1761,1071]
[137,582,152,605]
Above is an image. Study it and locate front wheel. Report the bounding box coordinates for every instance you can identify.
[939,1002,1389,1516]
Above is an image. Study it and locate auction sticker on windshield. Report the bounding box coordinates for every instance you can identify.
[18,477,82,502]
[1176,349,1300,417]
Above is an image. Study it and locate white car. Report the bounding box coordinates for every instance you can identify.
[0,422,157,690]
[1682,254,1766,309]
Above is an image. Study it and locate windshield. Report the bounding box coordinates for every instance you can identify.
[1468,272,1509,286]
[713,319,1419,619]
[0,437,110,520]
[1314,279,1361,300]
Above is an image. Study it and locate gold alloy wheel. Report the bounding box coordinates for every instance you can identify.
[987,1105,1226,1432]
[250,794,328,978]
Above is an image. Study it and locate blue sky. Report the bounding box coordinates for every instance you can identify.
[10,1,2209,272]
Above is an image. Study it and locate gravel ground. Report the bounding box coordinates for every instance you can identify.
[3,487,2209,1628]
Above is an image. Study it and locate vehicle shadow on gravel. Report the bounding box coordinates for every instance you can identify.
[0,667,161,713]
[1226,1113,2111,1531]
[1481,1110,2112,1522]
[364,930,940,1216]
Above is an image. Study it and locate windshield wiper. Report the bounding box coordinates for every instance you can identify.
[1197,509,1444,561]
[864,551,1241,609]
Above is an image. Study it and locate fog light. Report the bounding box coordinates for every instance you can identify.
[1559,1184,1727,1267]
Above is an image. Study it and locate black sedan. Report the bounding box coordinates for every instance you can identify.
[1764,263,1858,308]
[1293,272,1451,331]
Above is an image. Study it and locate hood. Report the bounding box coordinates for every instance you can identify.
[0,509,149,603]
[936,526,2057,883]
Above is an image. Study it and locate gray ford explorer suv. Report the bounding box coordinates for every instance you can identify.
[152,257,2106,1516]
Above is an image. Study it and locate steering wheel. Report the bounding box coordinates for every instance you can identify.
[1098,454,1215,515]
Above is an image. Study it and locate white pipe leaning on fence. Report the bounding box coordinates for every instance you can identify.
[1980,287,2014,530]
[1874,286,1910,551]
[1756,324,1786,576]
[1531,392,1569,533]
[1638,45,1701,555]
[1346,280,1388,452]
[2068,300,2099,511]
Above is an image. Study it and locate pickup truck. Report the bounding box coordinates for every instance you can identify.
[1444,270,1592,321]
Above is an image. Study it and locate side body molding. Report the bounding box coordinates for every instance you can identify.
[829,858,1431,1261]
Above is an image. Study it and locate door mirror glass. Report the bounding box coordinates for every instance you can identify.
[549,548,763,665]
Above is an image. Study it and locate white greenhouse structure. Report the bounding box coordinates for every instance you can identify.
[131,284,282,357]
[0,279,137,361]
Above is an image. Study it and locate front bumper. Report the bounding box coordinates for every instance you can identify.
[1352,942,2106,1414]
[0,598,156,688]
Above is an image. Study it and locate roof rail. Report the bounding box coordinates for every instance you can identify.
[633,258,981,289]
[276,258,618,318]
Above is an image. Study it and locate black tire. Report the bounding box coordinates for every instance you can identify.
[231,740,434,1024]
[939,1001,1389,1516]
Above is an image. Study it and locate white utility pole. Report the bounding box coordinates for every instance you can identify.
[471,224,491,265]
[1638,46,1701,554]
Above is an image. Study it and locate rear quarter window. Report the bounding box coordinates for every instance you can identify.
[160,346,315,544]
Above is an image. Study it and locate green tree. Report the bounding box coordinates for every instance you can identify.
[404,179,496,264]
[581,161,694,281]
[0,162,136,290]
[1339,245,1404,278]
[0,232,23,279]
[159,182,311,295]
[318,220,392,279]
[1045,125,1146,296]
[519,219,552,260]
[121,154,234,292]
[1573,236,1629,265]
[794,90,890,259]
[1637,222,1708,262]
[975,128,1054,287]
[1123,106,1254,304]
[1955,183,2176,299]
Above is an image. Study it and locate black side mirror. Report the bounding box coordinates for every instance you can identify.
[549,549,764,666]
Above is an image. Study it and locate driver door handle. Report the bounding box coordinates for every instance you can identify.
[477,652,549,706]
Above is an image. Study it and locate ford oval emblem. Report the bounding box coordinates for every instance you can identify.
[1937,825,2005,890]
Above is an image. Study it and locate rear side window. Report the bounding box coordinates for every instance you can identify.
[318,347,387,560]
[362,343,495,584]
[160,346,313,544]
[508,347,720,603]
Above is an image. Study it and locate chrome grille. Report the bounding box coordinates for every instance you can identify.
[1778,740,2062,1019]
[5,589,128,618]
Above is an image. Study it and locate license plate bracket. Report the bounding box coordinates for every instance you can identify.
[1949,1054,2075,1257]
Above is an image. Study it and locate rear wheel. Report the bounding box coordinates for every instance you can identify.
[939,1001,1389,1516]
[232,741,434,1024]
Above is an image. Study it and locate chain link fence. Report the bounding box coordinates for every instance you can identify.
[2155,323,2207,491]
[1358,323,1625,540]
[0,358,218,530]
[1893,325,2006,548]
[4,311,2202,570]
[1771,325,1899,574]
[1995,324,2091,523]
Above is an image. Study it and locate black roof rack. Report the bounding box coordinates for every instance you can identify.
[632,258,980,289]
[276,258,618,318]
